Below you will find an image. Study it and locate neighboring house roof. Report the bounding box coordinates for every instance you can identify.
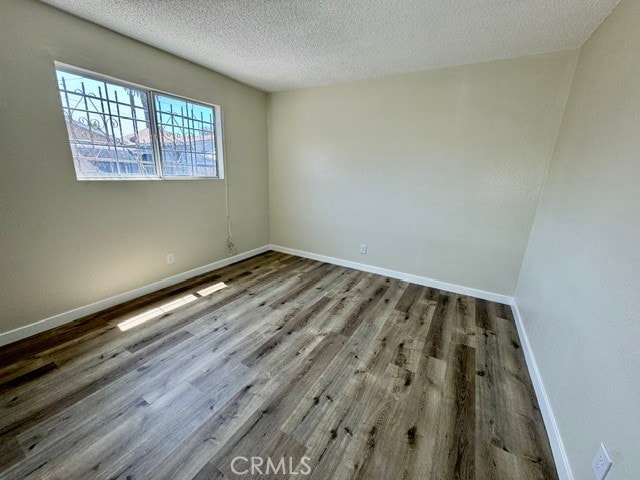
[65,117,111,144]
[65,116,214,151]
[130,128,214,149]
[63,116,217,177]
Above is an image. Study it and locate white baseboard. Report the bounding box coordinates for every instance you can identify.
[269,244,512,304]
[510,300,573,480]
[0,245,271,348]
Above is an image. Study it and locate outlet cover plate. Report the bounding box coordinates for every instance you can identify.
[592,442,612,480]
[359,244,367,255]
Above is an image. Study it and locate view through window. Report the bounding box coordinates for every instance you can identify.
[55,65,222,180]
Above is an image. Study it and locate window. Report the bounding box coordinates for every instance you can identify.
[154,94,218,177]
[54,64,223,180]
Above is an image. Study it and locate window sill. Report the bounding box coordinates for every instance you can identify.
[76,176,224,181]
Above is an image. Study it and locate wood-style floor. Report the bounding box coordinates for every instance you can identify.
[0,252,557,479]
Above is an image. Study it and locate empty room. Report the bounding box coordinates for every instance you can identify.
[0,0,637,479]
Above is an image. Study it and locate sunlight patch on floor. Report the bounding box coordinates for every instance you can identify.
[197,281,227,296]
[117,294,198,331]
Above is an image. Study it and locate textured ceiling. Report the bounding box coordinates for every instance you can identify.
[41,0,620,92]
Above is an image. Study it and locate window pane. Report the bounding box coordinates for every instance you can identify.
[55,69,157,179]
[154,94,218,178]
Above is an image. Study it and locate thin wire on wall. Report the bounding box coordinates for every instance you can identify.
[221,109,237,256]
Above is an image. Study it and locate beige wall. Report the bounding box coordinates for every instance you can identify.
[0,0,269,333]
[268,51,578,296]
[514,0,639,478]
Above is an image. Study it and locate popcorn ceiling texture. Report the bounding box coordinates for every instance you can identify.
[42,0,619,92]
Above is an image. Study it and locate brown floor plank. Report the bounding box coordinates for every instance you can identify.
[0,252,558,480]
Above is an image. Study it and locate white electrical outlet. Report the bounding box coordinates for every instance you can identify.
[166,253,175,264]
[360,244,367,255]
[592,442,612,480]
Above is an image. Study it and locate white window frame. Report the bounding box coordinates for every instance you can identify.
[54,62,225,181]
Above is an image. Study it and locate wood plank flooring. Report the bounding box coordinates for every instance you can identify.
[0,252,558,479]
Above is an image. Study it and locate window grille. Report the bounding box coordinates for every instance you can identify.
[55,64,223,180]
